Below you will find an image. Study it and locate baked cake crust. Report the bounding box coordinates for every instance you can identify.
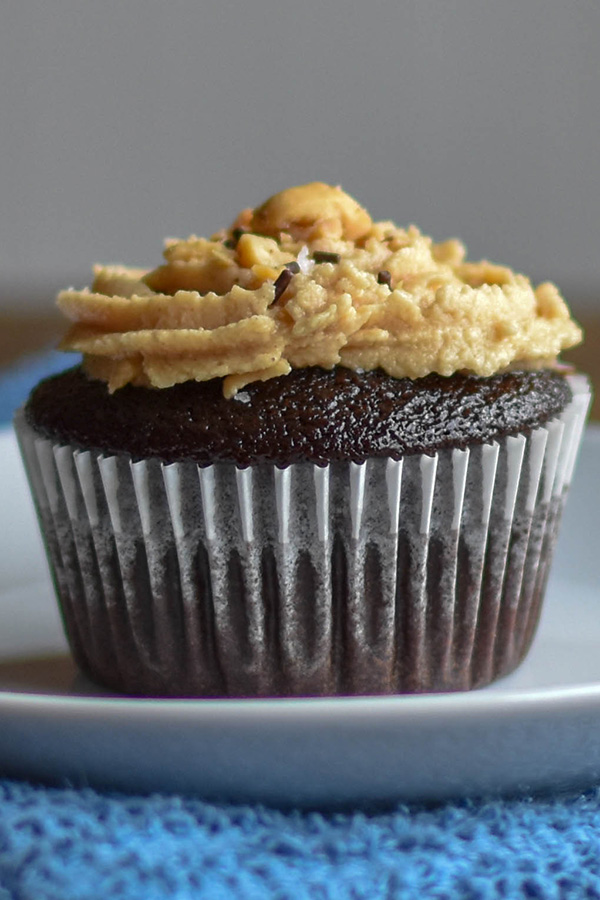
[26,365,573,466]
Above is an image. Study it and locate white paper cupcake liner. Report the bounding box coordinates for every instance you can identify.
[14,374,591,696]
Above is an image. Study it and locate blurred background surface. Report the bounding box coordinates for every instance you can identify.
[1,0,598,405]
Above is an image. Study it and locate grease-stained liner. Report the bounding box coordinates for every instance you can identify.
[14,375,590,697]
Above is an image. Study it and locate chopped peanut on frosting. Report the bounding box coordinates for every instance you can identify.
[57,182,582,395]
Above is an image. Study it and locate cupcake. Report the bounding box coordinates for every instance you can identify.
[15,182,590,697]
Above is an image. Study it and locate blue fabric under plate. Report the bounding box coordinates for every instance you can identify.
[1,780,600,899]
[2,353,600,899]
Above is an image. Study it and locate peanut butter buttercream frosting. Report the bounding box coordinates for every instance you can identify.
[58,182,582,397]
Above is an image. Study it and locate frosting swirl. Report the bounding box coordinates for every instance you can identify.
[58,182,582,396]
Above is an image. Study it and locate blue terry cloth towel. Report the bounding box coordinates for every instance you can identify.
[3,353,600,899]
[1,779,600,899]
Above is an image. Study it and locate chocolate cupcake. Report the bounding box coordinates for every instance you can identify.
[15,182,590,696]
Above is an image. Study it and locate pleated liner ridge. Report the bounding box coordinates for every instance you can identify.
[15,374,590,697]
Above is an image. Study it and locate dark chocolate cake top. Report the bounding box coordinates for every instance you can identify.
[26,365,573,466]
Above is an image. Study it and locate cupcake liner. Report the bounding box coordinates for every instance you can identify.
[15,374,591,697]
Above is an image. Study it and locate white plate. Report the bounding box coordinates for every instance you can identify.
[1,424,600,808]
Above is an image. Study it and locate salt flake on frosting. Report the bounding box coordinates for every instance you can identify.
[297,245,315,276]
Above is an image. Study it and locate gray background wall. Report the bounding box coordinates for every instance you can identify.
[2,0,599,310]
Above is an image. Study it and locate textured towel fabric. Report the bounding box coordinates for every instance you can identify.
[2,780,600,899]
[3,355,600,899]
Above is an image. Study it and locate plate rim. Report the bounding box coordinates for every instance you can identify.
[3,664,600,718]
